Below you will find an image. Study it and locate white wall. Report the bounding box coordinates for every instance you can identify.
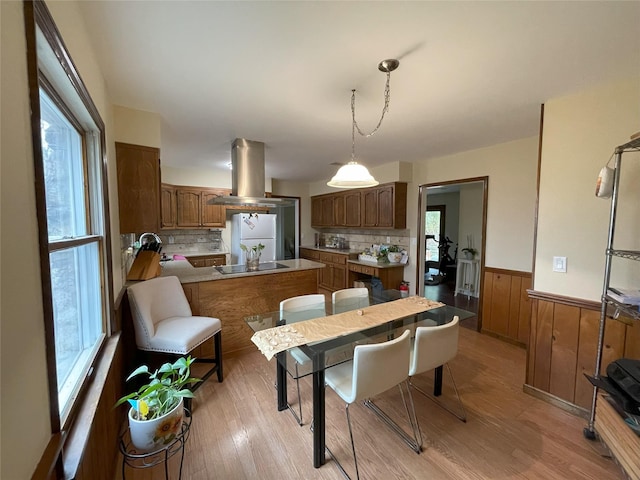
[535,77,640,300]
[1,1,117,477]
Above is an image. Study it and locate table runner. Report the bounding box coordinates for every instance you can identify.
[251,296,444,360]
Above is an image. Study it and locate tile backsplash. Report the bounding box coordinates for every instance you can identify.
[313,228,410,253]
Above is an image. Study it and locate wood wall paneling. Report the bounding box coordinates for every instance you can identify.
[533,300,554,392]
[527,290,639,411]
[549,303,580,403]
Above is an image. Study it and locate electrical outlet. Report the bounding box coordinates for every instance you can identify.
[552,256,567,273]
[386,236,390,243]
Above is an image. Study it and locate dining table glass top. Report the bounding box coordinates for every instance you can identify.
[244,290,475,377]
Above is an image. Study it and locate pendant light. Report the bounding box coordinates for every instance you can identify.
[328,59,399,189]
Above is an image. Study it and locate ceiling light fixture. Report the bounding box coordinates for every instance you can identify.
[328,58,399,189]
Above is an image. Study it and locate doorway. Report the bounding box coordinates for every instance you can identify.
[416,177,488,331]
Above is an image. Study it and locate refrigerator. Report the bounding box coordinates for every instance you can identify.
[231,213,277,264]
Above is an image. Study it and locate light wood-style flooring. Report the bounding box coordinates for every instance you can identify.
[117,327,624,479]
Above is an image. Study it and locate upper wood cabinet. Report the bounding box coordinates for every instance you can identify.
[311,182,406,229]
[116,142,161,234]
[162,184,227,229]
[160,184,177,229]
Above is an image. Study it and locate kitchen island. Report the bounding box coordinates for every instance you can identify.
[160,258,324,356]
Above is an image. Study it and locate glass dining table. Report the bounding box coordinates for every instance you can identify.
[244,290,474,469]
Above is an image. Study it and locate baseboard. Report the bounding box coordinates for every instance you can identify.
[523,384,589,419]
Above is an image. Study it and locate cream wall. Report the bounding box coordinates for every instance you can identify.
[1,1,117,478]
[1,2,51,477]
[413,136,539,273]
[535,77,640,301]
[161,164,233,188]
[114,105,161,147]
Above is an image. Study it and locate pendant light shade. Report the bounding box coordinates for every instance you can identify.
[328,58,399,189]
[327,161,379,188]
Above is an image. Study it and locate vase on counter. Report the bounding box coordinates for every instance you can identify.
[246,250,261,271]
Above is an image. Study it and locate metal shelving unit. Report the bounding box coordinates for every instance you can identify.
[583,137,640,478]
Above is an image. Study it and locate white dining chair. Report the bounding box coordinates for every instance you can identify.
[279,294,327,425]
[409,316,466,425]
[127,276,223,409]
[324,330,419,480]
[332,287,370,314]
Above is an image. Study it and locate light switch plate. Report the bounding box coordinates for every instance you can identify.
[553,256,567,273]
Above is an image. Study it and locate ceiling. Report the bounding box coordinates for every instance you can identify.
[77,1,640,184]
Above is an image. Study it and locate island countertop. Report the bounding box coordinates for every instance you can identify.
[159,258,324,284]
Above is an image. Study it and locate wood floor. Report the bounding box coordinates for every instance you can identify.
[117,327,624,480]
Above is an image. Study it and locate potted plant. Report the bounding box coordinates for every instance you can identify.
[240,243,265,270]
[461,247,478,260]
[386,245,403,263]
[115,356,200,452]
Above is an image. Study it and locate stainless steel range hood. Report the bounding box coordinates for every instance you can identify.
[210,138,296,207]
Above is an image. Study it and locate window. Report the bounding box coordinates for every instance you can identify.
[26,1,113,429]
[40,90,106,421]
[425,206,446,262]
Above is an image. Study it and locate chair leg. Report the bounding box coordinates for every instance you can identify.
[410,363,467,423]
[346,403,360,480]
[363,381,422,454]
[214,330,223,382]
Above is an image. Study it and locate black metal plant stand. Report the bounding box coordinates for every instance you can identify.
[119,409,192,480]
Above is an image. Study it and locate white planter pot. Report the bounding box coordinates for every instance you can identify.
[387,252,403,263]
[128,397,184,452]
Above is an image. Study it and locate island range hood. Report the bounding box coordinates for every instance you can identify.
[210,138,296,207]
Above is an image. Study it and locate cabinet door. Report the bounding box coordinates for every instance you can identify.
[201,191,225,227]
[333,194,345,226]
[332,265,347,290]
[321,196,335,226]
[376,185,395,228]
[319,264,332,289]
[361,189,379,227]
[176,189,201,227]
[160,184,176,229]
[116,142,160,234]
[344,191,361,227]
[311,197,323,226]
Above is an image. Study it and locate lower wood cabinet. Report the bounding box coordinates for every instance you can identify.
[186,254,226,268]
[299,248,357,293]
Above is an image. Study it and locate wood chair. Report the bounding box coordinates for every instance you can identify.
[127,276,223,409]
[324,330,420,480]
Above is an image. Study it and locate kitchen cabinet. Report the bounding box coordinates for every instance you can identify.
[311,182,406,229]
[318,251,348,292]
[186,254,226,268]
[160,184,177,229]
[116,142,161,234]
[361,183,406,228]
[163,185,226,229]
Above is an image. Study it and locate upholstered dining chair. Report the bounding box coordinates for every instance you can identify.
[279,294,327,425]
[409,316,466,426]
[127,276,223,404]
[324,330,419,480]
[331,287,369,314]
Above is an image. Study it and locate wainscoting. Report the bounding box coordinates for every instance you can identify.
[526,290,640,411]
[481,268,532,347]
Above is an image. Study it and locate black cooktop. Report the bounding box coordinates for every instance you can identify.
[215,262,289,275]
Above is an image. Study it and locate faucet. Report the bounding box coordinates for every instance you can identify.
[138,232,162,247]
